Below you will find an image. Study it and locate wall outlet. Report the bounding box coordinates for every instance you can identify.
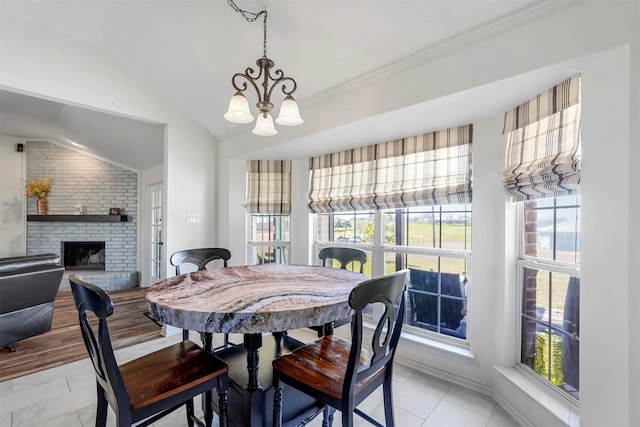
[186,214,200,223]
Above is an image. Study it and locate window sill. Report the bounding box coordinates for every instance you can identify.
[398,330,475,364]
[493,365,579,427]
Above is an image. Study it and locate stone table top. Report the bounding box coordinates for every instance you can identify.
[145,264,368,334]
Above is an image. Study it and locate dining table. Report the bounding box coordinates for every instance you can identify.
[145,263,368,427]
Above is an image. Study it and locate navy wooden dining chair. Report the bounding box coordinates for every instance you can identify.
[272,269,409,427]
[318,247,367,273]
[69,274,229,427]
[169,248,234,349]
[170,248,231,275]
[312,247,369,337]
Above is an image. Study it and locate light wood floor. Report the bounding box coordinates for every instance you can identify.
[0,288,162,381]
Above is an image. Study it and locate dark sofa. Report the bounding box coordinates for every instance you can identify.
[0,253,64,349]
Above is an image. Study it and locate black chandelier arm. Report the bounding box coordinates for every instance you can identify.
[231,70,264,101]
[266,75,298,102]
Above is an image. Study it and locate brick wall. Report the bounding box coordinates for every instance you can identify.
[26,141,138,272]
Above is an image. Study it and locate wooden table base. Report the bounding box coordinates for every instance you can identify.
[210,333,324,427]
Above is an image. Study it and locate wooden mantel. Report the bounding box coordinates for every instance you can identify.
[27,215,128,222]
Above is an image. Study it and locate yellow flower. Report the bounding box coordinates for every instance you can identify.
[25,178,52,199]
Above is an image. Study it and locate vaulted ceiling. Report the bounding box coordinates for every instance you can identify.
[0,0,579,170]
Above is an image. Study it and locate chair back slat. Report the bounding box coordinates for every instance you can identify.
[170,248,231,274]
[344,269,408,397]
[319,247,367,273]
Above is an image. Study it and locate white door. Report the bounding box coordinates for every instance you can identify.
[149,183,163,283]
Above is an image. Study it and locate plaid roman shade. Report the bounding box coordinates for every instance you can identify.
[308,125,473,213]
[246,160,291,214]
[501,74,581,201]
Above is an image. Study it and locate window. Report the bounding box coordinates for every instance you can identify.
[384,204,470,339]
[519,196,580,400]
[248,214,290,264]
[246,160,291,265]
[502,75,581,401]
[316,210,374,274]
[315,205,471,340]
[311,125,472,341]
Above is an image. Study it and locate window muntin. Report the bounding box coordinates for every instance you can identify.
[518,195,580,401]
[523,195,580,265]
[248,214,290,264]
[392,253,468,339]
[384,205,471,250]
[316,211,374,245]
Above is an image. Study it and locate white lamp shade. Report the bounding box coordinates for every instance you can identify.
[224,92,254,124]
[275,95,304,126]
[252,113,278,136]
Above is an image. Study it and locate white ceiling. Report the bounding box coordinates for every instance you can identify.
[0,0,581,169]
[0,89,165,170]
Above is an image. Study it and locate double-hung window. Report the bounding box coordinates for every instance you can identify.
[310,125,473,340]
[246,160,291,265]
[502,74,581,400]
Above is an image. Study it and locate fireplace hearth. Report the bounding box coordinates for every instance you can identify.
[61,241,106,270]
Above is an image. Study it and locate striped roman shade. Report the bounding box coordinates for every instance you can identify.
[308,125,473,213]
[501,74,581,201]
[246,160,291,214]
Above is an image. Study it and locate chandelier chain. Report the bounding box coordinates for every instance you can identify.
[227,0,268,58]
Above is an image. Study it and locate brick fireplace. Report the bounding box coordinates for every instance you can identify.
[25,141,139,290]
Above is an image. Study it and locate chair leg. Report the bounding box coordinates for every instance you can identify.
[223,333,230,349]
[272,371,283,427]
[383,370,395,426]
[95,385,108,427]
[322,405,335,427]
[218,375,229,427]
[186,398,195,427]
[203,390,213,427]
[341,400,354,427]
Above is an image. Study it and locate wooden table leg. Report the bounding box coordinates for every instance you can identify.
[244,333,262,392]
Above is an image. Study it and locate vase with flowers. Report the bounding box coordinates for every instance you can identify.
[25,178,52,215]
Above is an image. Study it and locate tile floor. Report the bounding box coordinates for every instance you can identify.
[0,331,520,427]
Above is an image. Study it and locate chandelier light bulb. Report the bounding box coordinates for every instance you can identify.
[252,113,278,136]
[224,92,254,124]
[275,95,304,126]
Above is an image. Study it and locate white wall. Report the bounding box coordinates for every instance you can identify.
[0,15,217,277]
[0,135,26,256]
[628,5,640,426]
[580,45,631,427]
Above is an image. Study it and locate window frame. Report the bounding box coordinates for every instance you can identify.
[247,213,291,265]
[515,200,581,405]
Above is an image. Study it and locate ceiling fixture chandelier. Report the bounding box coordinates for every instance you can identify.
[224,0,303,136]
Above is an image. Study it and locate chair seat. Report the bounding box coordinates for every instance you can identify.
[121,340,228,410]
[272,336,375,400]
[273,270,408,427]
